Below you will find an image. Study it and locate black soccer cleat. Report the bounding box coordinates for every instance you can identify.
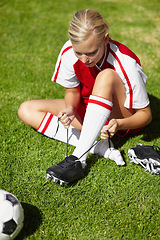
[128,144,160,174]
[46,155,85,185]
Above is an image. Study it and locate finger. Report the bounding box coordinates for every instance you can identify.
[107,130,110,139]
[101,130,114,139]
[61,117,71,128]
[59,114,69,125]
[59,113,67,120]
[63,119,71,127]
[61,120,70,128]
[101,135,107,140]
[101,125,109,133]
[57,111,64,119]
[64,125,69,129]
[101,132,109,140]
[63,120,71,128]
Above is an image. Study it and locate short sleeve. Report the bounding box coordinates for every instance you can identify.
[51,40,80,88]
[123,59,150,109]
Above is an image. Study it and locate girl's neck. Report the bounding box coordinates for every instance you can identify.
[96,45,107,67]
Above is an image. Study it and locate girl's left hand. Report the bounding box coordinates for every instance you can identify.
[101,118,119,139]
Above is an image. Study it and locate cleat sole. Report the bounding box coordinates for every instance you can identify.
[46,173,52,181]
[46,173,69,186]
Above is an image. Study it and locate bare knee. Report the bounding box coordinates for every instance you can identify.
[96,69,117,86]
[92,69,116,99]
[18,101,33,125]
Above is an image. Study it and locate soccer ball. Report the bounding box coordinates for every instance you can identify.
[0,190,24,240]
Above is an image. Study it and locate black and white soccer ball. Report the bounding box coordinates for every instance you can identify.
[0,189,24,240]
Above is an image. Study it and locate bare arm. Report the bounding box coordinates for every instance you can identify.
[58,85,81,128]
[64,86,80,109]
[117,105,152,130]
[101,105,152,139]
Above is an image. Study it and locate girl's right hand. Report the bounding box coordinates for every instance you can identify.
[58,107,76,128]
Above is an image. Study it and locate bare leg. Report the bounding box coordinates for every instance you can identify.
[18,99,82,130]
[92,69,134,121]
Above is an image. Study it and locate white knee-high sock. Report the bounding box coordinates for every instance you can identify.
[37,113,80,146]
[73,95,113,166]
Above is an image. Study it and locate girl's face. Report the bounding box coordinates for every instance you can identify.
[72,32,109,67]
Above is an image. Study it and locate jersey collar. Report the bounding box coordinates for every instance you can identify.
[95,45,108,70]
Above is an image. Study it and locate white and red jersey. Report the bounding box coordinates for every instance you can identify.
[52,39,149,109]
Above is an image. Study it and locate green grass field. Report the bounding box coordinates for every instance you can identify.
[0,0,160,239]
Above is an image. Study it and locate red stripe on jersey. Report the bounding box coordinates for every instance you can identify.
[88,99,112,111]
[110,49,133,109]
[53,46,73,82]
[41,114,53,134]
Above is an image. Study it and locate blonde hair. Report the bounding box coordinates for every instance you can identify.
[68,9,109,45]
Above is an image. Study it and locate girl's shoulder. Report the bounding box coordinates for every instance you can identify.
[60,40,77,61]
[56,40,78,69]
[62,39,72,48]
[109,39,141,65]
[60,40,73,54]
